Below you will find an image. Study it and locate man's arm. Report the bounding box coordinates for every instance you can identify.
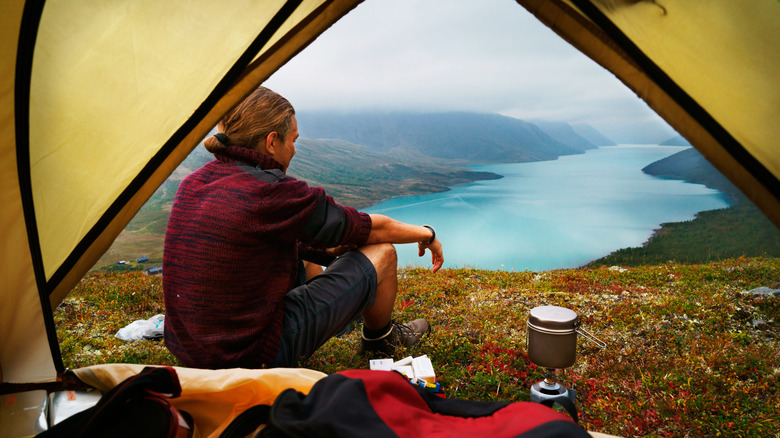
[366,214,444,272]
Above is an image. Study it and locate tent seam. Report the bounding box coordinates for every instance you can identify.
[15,0,66,374]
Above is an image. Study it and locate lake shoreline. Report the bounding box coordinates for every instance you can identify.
[366,145,730,271]
[584,204,734,268]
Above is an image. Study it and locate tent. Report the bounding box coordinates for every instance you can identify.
[1,0,778,430]
[2,0,364,385]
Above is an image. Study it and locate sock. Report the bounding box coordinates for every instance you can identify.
[362,321,393,340]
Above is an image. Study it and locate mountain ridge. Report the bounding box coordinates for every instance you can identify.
[642,147,741,202]
[658,135,692,146]
[297,111,604,164]
[530,120,599,151]
[571,123,617,146]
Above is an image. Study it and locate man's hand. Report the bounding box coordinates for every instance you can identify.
[325,244,357,258]
[365,214,444,272]
[418,238,444,273]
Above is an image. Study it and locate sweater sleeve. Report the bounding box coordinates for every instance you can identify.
[258,176,371,247]
[336,202,372,246]
[298,192,372,247]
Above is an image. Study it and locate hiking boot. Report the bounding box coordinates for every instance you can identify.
[359,319,431,357]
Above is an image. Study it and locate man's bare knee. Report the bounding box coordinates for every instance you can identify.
[358,243,397,275]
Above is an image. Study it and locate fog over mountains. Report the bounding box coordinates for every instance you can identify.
[297,111,616,164]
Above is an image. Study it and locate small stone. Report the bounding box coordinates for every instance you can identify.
[746,287,780,296]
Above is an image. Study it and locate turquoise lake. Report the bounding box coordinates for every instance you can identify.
[364,145,732,271]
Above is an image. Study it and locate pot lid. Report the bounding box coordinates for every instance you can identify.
[528,306,578,330]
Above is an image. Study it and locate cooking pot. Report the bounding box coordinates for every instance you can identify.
[527,305,604,369]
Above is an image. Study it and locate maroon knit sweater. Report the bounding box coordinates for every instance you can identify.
[162,146,372,369]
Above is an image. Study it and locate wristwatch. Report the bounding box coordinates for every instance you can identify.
[422,225,436,245]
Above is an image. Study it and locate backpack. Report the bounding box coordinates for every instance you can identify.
[221,369,589,438]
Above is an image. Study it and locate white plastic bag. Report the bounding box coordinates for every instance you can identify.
[115,314,165,341]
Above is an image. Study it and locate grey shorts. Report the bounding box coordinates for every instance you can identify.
[272,250,377,367]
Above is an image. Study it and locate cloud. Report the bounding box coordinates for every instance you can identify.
[265,0,674,141]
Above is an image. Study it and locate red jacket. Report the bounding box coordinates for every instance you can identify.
[163,146,371,368]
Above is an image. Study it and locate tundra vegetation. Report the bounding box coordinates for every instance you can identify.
[57,257,780,437]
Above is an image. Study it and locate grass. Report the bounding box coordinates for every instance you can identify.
[56,258,780,437]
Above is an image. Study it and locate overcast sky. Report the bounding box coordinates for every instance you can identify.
[265,0,677,143]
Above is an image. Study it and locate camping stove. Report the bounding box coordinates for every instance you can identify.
[525,306,603,406]
[529,368,575,404]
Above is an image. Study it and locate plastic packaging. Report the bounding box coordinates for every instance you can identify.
[0,390,48,436]
[49,389,102,426]
[115,314,165,341]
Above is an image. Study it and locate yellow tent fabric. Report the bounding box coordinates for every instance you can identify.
[1,0,778,391]
[1,0,361,384]
[72,364,326,437]
[516,0,780,226]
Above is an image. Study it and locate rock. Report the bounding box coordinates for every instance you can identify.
[746,287,780,296]
[751,319,767,328]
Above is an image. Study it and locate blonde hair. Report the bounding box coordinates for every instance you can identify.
[204,86,295,153]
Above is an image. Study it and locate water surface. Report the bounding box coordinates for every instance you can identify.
[364,145,731,271]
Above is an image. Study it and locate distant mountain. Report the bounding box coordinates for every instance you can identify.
[531,121,598,151]
[642,147,741,201]
[659,135,692,146]
[597,119,679,145]
[571,123,617,146]
[288,138,501,208]
[297,111,583,164]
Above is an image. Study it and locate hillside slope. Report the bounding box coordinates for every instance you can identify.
[297,111,585,163]
[288,138,501,208]
[571,123,617,146]
[642,147,740,201]
[658,135,692,146]
[532,120,598,151]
